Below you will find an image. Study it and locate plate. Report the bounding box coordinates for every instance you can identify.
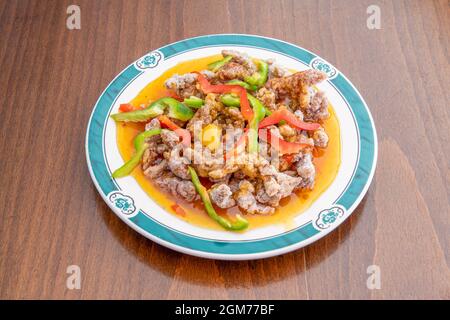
[86,34,377,260]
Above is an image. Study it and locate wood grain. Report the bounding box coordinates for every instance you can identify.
[0,0,449,299]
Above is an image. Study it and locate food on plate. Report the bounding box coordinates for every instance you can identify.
[111,50,335,231]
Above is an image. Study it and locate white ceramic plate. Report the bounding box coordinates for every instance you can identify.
[86,34,377,260]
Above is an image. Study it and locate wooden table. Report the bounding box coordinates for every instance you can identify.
[1,0,449,300]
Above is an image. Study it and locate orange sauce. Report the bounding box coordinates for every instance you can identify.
[116,55,341,231]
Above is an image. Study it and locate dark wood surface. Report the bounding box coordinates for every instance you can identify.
[0,0,449,299]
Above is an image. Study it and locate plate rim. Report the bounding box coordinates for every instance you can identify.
[85,33,378,260]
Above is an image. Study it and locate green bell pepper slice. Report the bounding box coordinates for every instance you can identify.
[244,59,269,88]
[247,94,266,154]
[183,96,204,108]
[188,166,249,231]
[226,79,258,92]
[220,93,241,107]
[112,128,161,178]
[207,55,232,72]
[111,97,194,122]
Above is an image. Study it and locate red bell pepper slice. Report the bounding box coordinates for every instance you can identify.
[171,204,187,217]
[196,73,253,121]
[259,108,320,131]
[158,115,191,147]
[165,90,183,101]
[119,103,142,112]
[258,128,311,155]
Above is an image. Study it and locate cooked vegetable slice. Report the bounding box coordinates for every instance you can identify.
[111,97,194,122]
[183,96,204,108]
[171,204,187,217]
[111,104,164,122]
[119,103,142,112]
[226,79,258,91]
[218,94,265,153]
[247,95,266,153]
[112,128,162,178]
[244,59,269,88]
[207,55,233,72]
[166,90,183,101]
[258,128,311,155]
[188,166,249,231]
[196,73,253,121]
[220,93,241,107]
[158,115,191,147]
[259,108,320,131]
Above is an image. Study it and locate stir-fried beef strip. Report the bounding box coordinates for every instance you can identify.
[155,171,199,202]
[267,69,329,121]
[256,87,277,112]
[312,126,329,148]
[209,183,236,209]
[139,50,330,214]
[217,62,252,81]
[221,50,257,73]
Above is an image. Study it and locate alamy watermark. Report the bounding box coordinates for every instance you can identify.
[367,5,381,30]
[152,123,310,173]
[66,5,81,30]
[66,265,81,290]
[366,265,381,290]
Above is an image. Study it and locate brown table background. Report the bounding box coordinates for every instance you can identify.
[0,0,449,299]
